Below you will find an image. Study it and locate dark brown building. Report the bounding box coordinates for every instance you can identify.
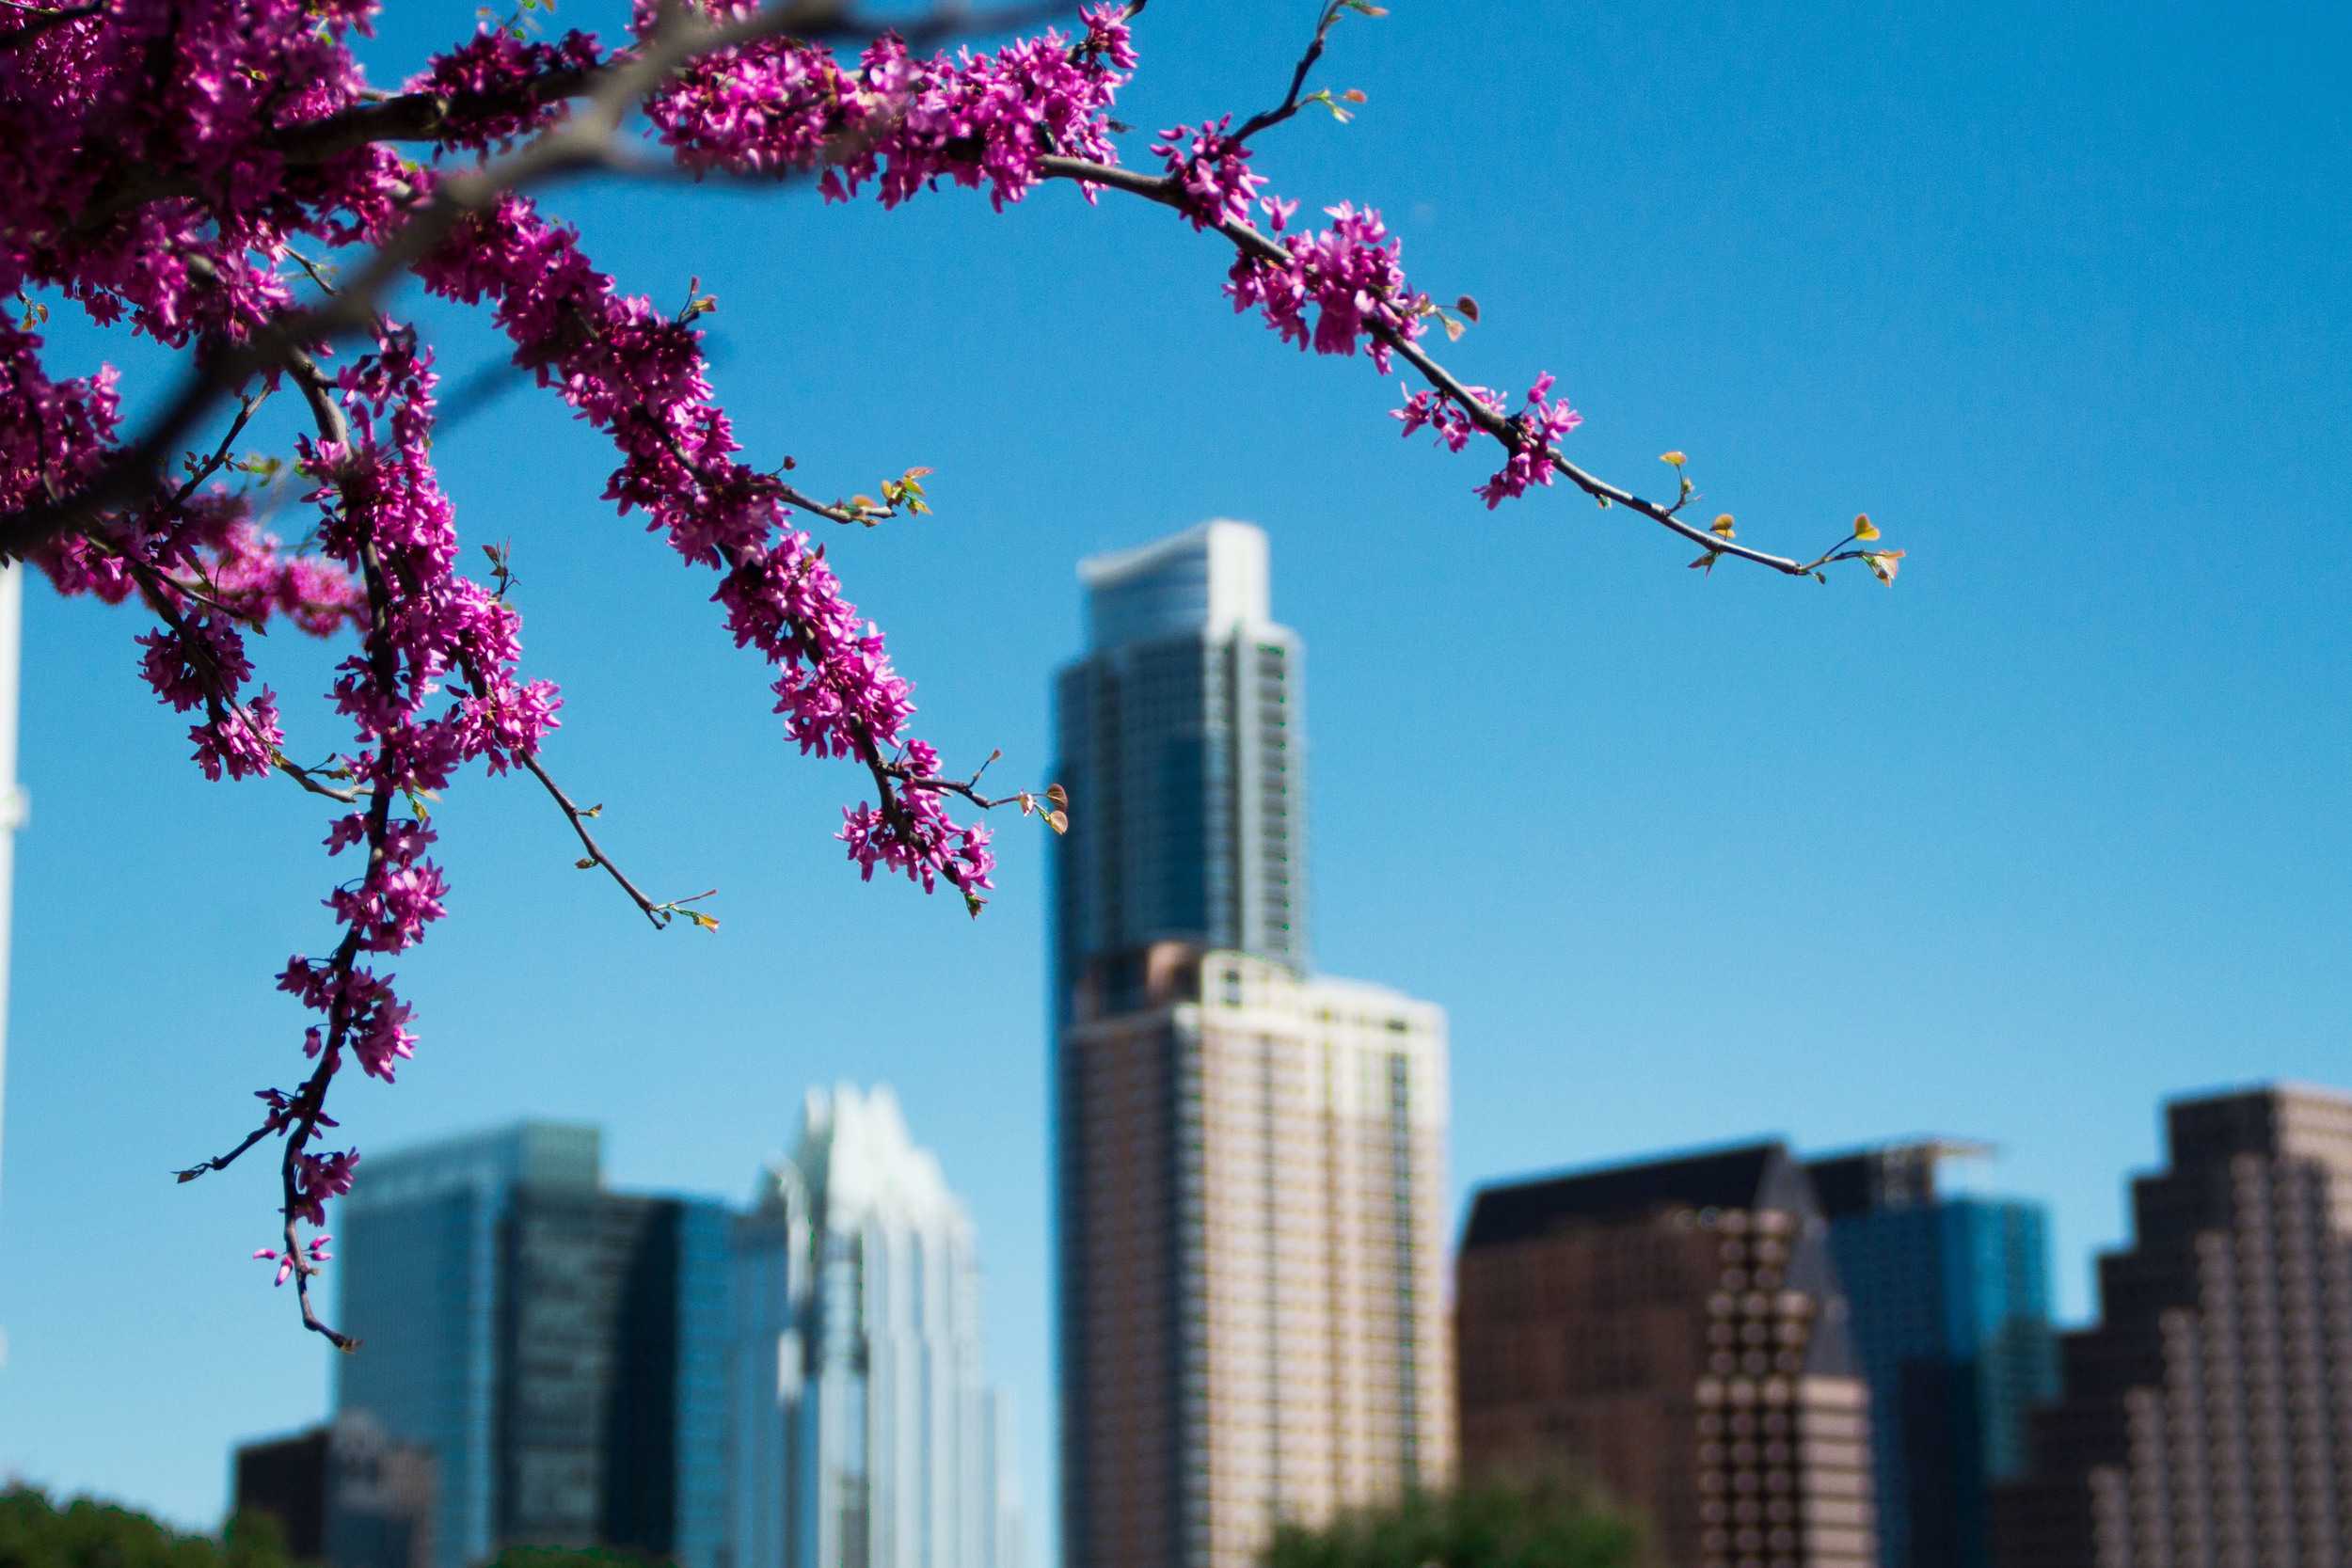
[1455,1141,1877,1568]
[231,1413,436,1568]
[1993,1084,2352,1567]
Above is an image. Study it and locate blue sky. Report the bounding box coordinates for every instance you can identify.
[3,0,2347,1558]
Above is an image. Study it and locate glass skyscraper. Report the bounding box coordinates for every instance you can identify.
[1052,518,1306,1014]
[334,1122,729,1568]
[1051,522,1452,1568]
[729,1084,1021,1568]
[1804,1142,2058,1568]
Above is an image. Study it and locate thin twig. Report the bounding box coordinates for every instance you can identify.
[1035,153,1844,578]
[516,748,673,931]
[1231,0,1344,145]
[281,246,340,298]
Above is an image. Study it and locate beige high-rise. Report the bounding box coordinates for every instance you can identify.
[1052,522,1452,1568]
[1057,943,1452,1568]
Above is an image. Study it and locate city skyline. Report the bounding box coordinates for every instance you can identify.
[1804,1141,2058,1568]
[3,0,2348,1544]
[198,1075,2350,1556]
[332,1123,731,1568]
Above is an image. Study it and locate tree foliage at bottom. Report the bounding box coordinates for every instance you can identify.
[1263,1477,1645,1568]
[0,1489,294,1568]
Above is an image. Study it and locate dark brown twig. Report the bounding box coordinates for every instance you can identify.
[515,748,675,931]
[1231,0,1348,145]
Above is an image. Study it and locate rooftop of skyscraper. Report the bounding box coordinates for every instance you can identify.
[1077,517,1271,648]
[771,1081,974,1238]
[1460,1138,1803,1249]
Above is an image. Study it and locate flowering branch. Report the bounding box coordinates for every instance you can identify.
[1035,154,1879,579]
[1,0,1898,1341]
[0,0,1059,565]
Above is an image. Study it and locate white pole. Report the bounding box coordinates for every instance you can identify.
[0,564,21,1234]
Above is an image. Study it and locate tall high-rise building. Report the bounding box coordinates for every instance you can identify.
[1802,1142,2058,1568]
[730,1084,1022,1568]
[1051,521,1452,1568]
[1993,1084,2352,1568]
[1454,1141,1879,1568]
[334,1122,730,1568]
[1053,518,1306,1011]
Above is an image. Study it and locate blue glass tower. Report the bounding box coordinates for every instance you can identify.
[335,1122,731,1568]
[1051,519,1308,1020]
[1804,1143,2058,1568]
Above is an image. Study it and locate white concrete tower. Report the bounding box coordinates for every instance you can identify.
[0,566,23,1215]
[731,1085,1023,1568]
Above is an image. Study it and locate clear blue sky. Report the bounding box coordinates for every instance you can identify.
[3,0,2346,1558]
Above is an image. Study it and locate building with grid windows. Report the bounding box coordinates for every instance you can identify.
[1992,1084,2352,1567]
[1051,522,1452,1568]
[1052,519,1305,1014]
[729,1084,1023,1568]
[1454,1141,1879,1568]
[1802,1142,2057,1568]
[333,1123,729,1568]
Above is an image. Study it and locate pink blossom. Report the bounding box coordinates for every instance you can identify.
[1226,203,1429,374]
[1152,117,1265,231]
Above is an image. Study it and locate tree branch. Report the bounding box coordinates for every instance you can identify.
[1035,153,1849,578]
[513,745,675,931]
[0,0,1075,567]
[67,0,1075,233]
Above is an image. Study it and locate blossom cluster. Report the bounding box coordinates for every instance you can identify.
[41,484,367,778]
[1471,374,1582,508]
[1394,385,1492,452]
[1393,372,1582,507]
[0,319,119,517]
[1152,118,1265,231]
[645,2,1134,212]
[406,27,606,156]
[416,192,993,903]
[0,0,410,348]
[1226,202,1430,373]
